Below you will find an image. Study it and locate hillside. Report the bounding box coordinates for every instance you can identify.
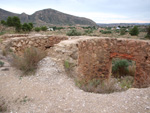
[0,8,97,26]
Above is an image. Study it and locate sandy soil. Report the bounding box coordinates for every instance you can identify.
[0,56,150,113]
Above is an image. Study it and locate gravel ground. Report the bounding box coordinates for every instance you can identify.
[0,57,150,113]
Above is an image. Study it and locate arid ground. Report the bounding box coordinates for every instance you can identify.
[0,54,150,113]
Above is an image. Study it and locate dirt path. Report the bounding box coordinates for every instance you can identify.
[0,57,150,113]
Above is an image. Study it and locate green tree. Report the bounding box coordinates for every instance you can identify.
[1,20,7,25]
[129,26,139,36]
[22,23,32,32]
[28,23,33,29]
[12,16,22,32]
[7,16,13,26]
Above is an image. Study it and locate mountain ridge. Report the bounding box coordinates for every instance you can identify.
[0,8,97,26]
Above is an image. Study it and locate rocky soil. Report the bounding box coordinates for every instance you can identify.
[0,55,150,113]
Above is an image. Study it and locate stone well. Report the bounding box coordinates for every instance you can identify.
[78,37,150,88]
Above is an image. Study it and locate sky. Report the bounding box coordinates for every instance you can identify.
[0,0,150,23]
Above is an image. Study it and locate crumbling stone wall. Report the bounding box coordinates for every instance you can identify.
[2,35,68,54]
[78,37,150,88]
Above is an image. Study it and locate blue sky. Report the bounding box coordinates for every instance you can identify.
[0,0,150,23]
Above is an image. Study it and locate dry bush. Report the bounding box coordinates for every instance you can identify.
[2,48,13,56]
[94,78,120,93]
[75,77,120,94]
[1,42,13,56]
[12,47,46,74]
[75,76,134,94]
[128,63,136,76]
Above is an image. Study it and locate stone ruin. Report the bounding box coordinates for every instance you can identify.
[1,34,68,54]
[78,37,150,88]
[1,35,150,88]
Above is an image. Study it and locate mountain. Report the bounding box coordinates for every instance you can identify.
[0,8,97,26]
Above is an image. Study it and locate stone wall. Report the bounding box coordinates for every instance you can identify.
[2,35,68,54]
[2,35,150,88]
[78,37,150,88]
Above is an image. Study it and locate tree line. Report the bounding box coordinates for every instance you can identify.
[1,16,33,32]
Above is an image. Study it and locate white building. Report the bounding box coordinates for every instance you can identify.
[47,28,54,31]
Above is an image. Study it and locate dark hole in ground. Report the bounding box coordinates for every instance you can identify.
[45,46,52,49]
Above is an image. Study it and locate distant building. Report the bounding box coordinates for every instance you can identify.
[116,27,120,30]
[47,28,53,31]
[126,29,129,32]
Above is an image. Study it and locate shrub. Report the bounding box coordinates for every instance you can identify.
[106,27,111,30]
[0,38,2,43]
[67,29,81,36]
[69,27,76,29]
[1,20,7,25]
[84,29,93,34]
[28,23,33,29]
[64,60,70,69]
[2,45,13,56]
[56,27,65,30]
[2,49,7,56]
[75,76,134,93]
[99,30,103,32]
[118,76,134,89]
[101,30,112,34]
[41,26,47,31]
[128,62,136,76]
[120,28,126,35]
[0,32,5,35]
[64,60,75,77]
[75,77,119,94]
[0,61,4,67]
[12,47,46,74]
[34,27,40,32]
[22,23,32,32]
[0,102,7,112]
[129,26,139,36]
[115,29,120,33]
[112,59,130,78]
[145,26,150,39]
